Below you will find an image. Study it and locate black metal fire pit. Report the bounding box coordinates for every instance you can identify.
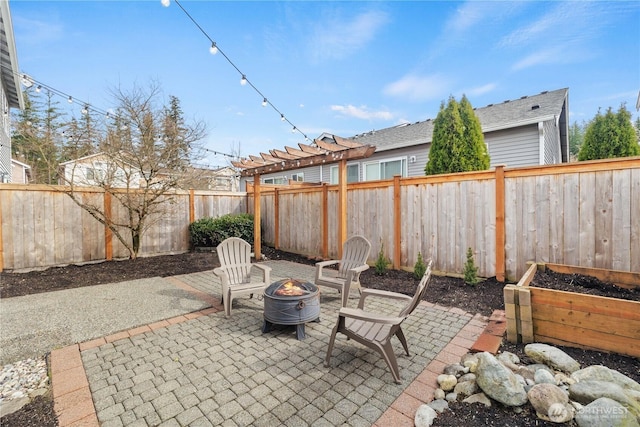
[262,278,320,340]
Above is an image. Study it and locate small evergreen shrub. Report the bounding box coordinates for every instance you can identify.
[374,242,390,276]
[413,252,427,279]
[463,247,479,286]
[189,213,254,248]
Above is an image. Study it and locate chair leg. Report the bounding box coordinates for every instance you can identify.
[224,291,232,317]
[396,328,410,356]
[379,341,402,384]
[324,319,341,367]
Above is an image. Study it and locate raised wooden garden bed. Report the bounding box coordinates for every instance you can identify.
[504,263,640,358]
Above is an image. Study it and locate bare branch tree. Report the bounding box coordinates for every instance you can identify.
[59,82,206,259]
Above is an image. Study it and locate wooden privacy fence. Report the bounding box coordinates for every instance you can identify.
[249,157,640,281]
[0,185,247,271]
[1,157,639,280]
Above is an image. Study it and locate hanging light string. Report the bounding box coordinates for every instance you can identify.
[6,67,237,159]
[162,0,311,142]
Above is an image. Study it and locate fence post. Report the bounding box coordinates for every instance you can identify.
[189,189,195,224]
[254,176,262,259]
[495,165,506,282]
[274,188,280,249]
[393,175,401,269]
[338,159,347,259]
[322,183,328,259]
[104,191,113,261]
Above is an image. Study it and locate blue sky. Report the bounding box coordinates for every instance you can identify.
[11,0,640,167]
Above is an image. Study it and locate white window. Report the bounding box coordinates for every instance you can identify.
[363,158,407,181]
[330,164,359,184]
[263,177,287,184]
[291,173,304,182]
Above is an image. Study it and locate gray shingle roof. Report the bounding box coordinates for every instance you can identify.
[349,88,568,151]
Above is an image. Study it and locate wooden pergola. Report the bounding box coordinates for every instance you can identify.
[232,135,376,259]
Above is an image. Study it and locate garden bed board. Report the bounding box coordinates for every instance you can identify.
[504,262,640,358]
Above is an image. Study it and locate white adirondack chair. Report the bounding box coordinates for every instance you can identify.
[213,237,272,317]
[314,235,371,307]
[324,260,433,384]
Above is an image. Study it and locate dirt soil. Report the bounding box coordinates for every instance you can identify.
[1,248,638,427]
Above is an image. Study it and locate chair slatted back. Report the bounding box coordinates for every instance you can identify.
[399,260,433,318]
[338,236,372,278]
[216,237,252,285]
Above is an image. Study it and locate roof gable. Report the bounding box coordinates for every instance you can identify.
[0,1,24,109]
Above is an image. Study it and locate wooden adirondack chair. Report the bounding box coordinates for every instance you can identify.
[213,237,272,317]
[324,260,433,384]
[314,235,372,307]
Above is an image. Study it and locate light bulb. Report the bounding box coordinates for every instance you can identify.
[209,42,218,55]
[280,114,285,121]
[35,85,42,93]
[240,75,247,86]
[292,126,296,133]
[68,96,73,104]
[262,98,267,107]
[161,0,170,7]
[82,105,89,115]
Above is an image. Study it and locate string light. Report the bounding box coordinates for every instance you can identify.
[162,0,310,142]
[67,96,73,104]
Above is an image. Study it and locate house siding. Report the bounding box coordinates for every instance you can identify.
[486,125,539,167]
[0,87,9,182]
[543,118,561,164]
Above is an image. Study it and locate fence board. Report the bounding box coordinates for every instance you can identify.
[562,173,580,266]
[612,169,631,271]
[632,168,640,272]
[595,171,613,268]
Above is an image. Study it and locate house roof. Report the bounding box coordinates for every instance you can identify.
[349,88,568,152]
[0,1,24,110]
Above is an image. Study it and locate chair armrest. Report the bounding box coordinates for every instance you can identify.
[358,288,412,309]
[315,260,340,281]
[213,267,230,286]
[251,263,272,283]
[339,307,404,325]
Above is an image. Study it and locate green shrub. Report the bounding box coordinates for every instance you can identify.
[463,247,479,286]
[413,252,426,279]
[189,214,254,248]
[374,242,390,275]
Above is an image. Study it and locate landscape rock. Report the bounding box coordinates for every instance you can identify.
[463,392,492,407]
[437,374,457,391]
[454,378,478,397]
[461,353,479,373]
[443,363,467,377]
[569,380,640,418]
[433,388,445,400]
[534,369,557,385]
[415,404,438,427]
[527,383,574,423]
[458,373,476,383]
[525,343,580,373]
[428,399,449,413]
[571,365,640,392]
[575,397,639,427]
[445,392,457,402]
[475,352,528,406]
[497,351,520,370]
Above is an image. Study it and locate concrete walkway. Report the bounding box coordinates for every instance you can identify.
[8,261,497,426]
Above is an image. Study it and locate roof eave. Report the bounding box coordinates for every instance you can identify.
[1,1,24,110]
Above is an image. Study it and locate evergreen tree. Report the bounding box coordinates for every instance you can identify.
[425,95,489,175]
[569,121,585,158]
[578,105,639,161]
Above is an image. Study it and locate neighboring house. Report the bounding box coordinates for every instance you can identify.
[0,1,25,183]
[60,152,239,191]
[186,166,239,192]
[11,158,30,183]
[59,152,141,188]
[242,88,569,189]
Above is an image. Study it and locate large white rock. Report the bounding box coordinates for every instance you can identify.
[415,404,438,427]
[575,397,640,427]
[525,343,580,373]
[569,380,640,418]
[475,352,528,406]
[571,365,640,392]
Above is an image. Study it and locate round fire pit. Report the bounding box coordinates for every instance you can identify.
[262,278,320,340]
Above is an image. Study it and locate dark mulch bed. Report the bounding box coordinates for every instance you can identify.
[1,248,638,427]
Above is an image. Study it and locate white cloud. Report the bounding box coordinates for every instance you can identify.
[330,104,394,121]
[13,16,63,45]
[383,74,451,102]
[466,83,498,97]
[309,10,388,63]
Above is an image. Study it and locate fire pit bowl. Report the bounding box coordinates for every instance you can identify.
[262,278,320,340]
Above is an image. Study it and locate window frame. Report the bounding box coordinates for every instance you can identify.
[329,163,360,184]
[363,156,407,181]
